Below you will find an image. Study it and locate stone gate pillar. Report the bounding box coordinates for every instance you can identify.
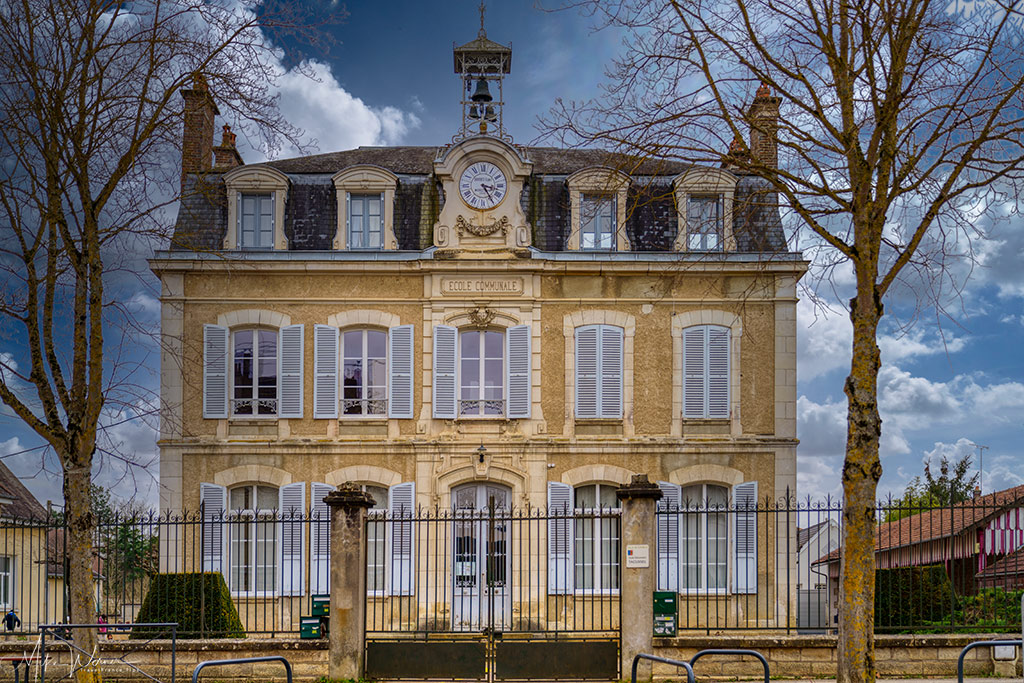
[325,482,374,680]
[617,474,662,681]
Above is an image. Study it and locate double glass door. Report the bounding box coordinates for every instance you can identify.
[452,483,511,631]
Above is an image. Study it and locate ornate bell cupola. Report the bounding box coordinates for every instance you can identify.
[453,3,512,142]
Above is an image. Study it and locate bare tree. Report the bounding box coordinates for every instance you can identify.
[0,0,323,671]
[543,0,1024,680]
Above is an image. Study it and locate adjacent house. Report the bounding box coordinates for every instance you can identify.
[0,459,56,630]
[151,25,807,633]
[796,519,839,630]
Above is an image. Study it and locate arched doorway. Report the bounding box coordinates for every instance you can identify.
[452,482,512,630]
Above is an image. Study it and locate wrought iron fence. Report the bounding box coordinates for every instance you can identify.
[0,494,1020,637]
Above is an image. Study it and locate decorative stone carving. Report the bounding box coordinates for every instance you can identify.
[467,307,497,326]
[455,214,510,238]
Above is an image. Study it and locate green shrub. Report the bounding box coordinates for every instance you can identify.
[875,564,954,631]
[131,572,245,639]
[955,587,1024,630]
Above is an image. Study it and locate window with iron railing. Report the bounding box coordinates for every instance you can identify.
[232,329,278,416]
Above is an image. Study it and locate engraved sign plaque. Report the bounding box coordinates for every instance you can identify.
[440,277,524,296]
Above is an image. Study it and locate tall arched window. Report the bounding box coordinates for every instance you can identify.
[227,484,278,594]
[341,329,387,416]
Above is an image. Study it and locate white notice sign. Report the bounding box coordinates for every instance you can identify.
[626,544,650,568]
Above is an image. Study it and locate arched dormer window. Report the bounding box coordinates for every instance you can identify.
[332,165,399,250]
[566,168,631,251]
[223,165,290,250]
[672,168,738,252]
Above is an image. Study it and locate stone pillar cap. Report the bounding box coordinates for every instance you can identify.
[324,482,375,509]
[616,474,663,501]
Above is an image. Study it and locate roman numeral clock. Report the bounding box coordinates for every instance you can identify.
[460,162,507,210]
[433,138,534,252]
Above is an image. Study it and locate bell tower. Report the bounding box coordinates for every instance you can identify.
[453,2,512,142]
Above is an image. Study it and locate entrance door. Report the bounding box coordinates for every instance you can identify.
[452,483,511,631]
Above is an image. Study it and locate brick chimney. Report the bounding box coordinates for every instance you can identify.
[181,73,220,189]
[747,82,780,169]
[213,124,244,170]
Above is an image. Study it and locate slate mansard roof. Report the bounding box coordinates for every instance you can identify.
[171,145,789,254]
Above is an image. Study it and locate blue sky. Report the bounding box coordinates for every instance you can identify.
[2,0,1022,510]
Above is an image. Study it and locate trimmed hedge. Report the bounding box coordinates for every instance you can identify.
[874,564,953,631]
[131,572,245,639]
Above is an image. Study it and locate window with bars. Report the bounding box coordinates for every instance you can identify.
[348,193,383,249]
[227,485,278,595]
[363,485,389,593]
[232,329,277,416]
[0,557,10,608]
[574,484,621,592]
[686,195,723,251]
[342,329,387,416]
[680,484,728,592]
[239,194,274,248]
[580,194,616,250]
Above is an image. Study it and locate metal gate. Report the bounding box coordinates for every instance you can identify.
[364,502,621,681]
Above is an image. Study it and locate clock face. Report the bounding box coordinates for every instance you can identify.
[459,162,507,210]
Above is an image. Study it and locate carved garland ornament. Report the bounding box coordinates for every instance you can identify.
[455,214,510,238]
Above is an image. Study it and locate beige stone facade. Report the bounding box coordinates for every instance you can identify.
[155,47,806,633]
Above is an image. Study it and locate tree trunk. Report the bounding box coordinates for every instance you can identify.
[837,286,884,683]
[64,444,101,683]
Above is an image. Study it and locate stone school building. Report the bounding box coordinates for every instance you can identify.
[151,25,807,637]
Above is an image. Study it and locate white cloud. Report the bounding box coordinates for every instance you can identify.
[878,328,967,363]
[242,59,421,161]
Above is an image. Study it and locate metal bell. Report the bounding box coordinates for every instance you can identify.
[470,77,493,103]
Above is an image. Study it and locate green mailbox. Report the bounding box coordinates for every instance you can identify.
[312,594,330,617]
[653,591,677,637]
[299,616,322,639]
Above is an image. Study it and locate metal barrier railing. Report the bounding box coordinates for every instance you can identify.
[956,640,1022,683]
[39,622,178,683]
[631,654,695,683]
[689,649,770,683]
[192,656,292,683]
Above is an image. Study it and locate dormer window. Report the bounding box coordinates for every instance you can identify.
[686,195,723,251]
[673,168,737,253]
[223,166,290,250]
[567,168,631,251]
[333,166,398,250]
[347,193,384,250]
[580,194,616,251]
[239,194,274,249]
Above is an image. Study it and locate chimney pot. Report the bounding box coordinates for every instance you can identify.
[747,82,780,169]
[213,124,244,170]
[181,73,220,190]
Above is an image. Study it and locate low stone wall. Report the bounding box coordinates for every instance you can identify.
[653,634,1023,679]
[0,633,1020,681]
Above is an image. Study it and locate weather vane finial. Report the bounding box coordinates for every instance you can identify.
[478,1,486,38]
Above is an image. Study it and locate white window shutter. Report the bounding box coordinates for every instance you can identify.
[707,326,730,419]
[203,325,230,419]
[310,482,334,595]
[682,326,707,418]
[313,324,339,419]
[506,325,531,418]
[575,326,599,419]
[547,482,574,594]
[732,481,758,594]
[278,482,306,596]
[200,483,226,575]
[432,325,457,419]
[278,325,304,418]
[388,481,415,596]
[388,324,414,418]
[656,481,680,592]
[600,326,623,418]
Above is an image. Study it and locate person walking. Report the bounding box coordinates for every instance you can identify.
[2,608,20,634]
